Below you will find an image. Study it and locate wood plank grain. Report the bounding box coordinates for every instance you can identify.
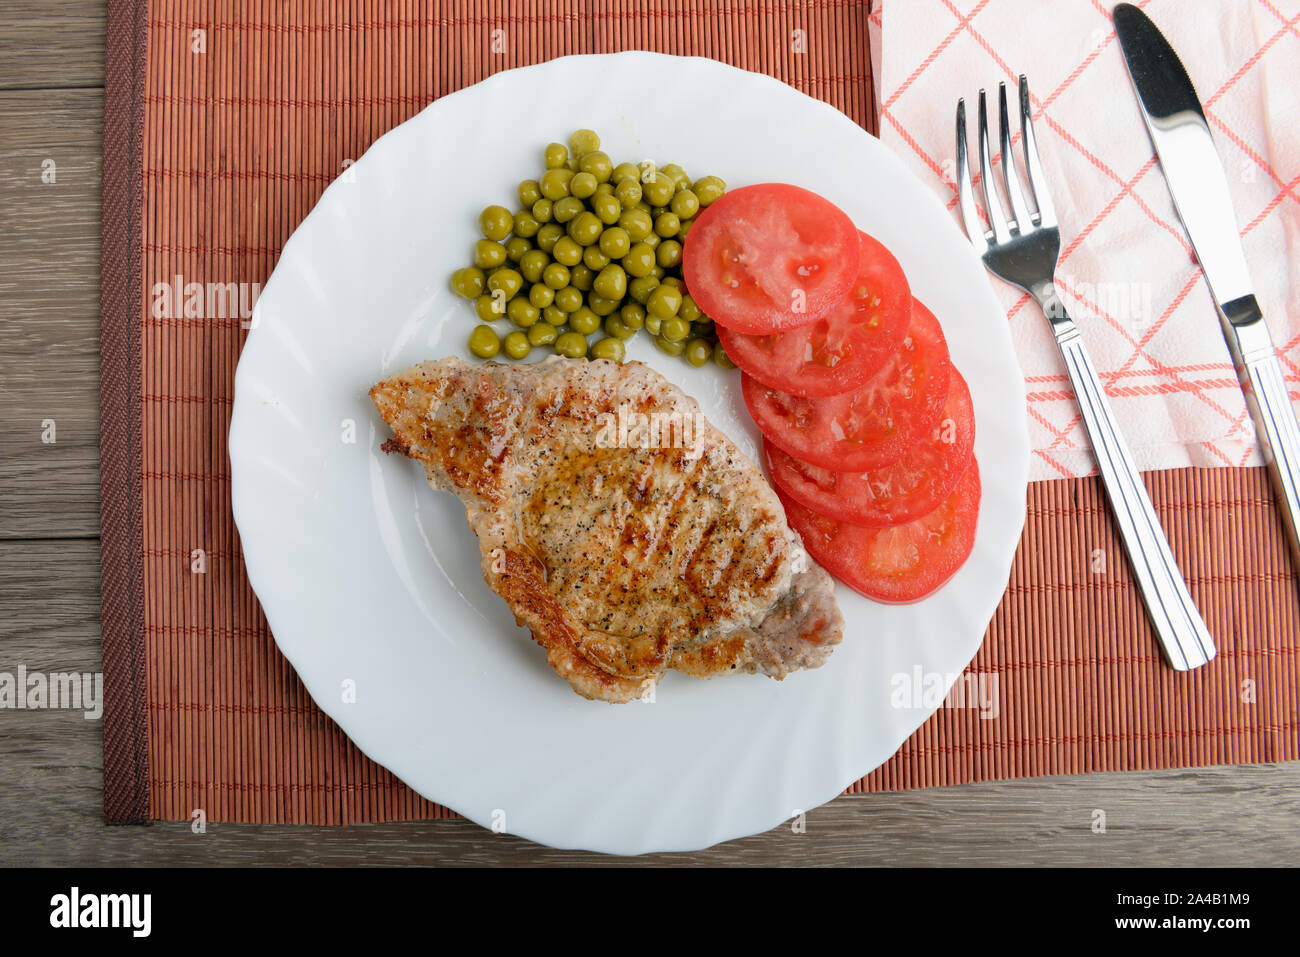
[0,0,106,91]
[2,539,1298,865]
[0,90,102,537]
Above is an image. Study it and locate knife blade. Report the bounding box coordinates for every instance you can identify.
[1114,2,1300,569]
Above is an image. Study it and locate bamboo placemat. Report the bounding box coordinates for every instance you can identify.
[98,0,1300,826]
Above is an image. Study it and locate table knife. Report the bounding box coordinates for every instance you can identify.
[1114,2,1300,568]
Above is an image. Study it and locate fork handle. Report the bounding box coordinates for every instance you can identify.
[1050,305,1217,671]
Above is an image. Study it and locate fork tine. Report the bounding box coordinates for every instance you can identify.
[955,99,988,254]
[1018,74,1056,228]
[977,89,1012,244]
[997,82,1034,233]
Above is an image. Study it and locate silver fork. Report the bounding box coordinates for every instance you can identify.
[956,76,1215,671]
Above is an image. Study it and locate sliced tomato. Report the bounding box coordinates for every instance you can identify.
[741,297,952,472]
[716,231,911,397]
[682,183,860,334]
[765,369,975,526]
[779,461,981,604]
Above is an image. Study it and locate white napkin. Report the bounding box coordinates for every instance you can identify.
[871,0,1300,481]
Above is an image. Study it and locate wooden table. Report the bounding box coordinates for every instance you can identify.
[2,1,1296,866]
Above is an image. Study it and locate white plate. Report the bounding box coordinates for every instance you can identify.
[229,52,1029,855]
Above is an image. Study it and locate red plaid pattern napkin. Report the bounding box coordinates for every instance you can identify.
[871,0,1300,480]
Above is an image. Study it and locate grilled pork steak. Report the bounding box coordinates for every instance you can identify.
[371,355,843,702]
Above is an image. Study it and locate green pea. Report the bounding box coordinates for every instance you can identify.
[529,282,554,308]
[656,239,683,268]
[643,172,675,206]
[618,208,654,242]
[684,337,712,366]
[644,313,663,336]
[544,142,569,170]
[583,245,610,271]
[654,212,680,238]
[641,231,661,250]
[647,284,682,319]
[554,286,583,313]
[539,167,574,200]
[531,198,554,223]
[505,236,531,262]
[567,211,603,246]
[555,331,589,358]
[661,163,690,191]
[513,209,541,238]
[570,171,598,199]
[592,192,622,225]
[552,236,583,267]
[508,297,539,328]
[598,226,630,259]
[661,316,691,342]
[628,275,660,304]
[519,250,549,283]
[678,294,702,323]
[619,302,646,330]
[623,242,656,278]
[677,219,694,242]
[661,275,685,291]
[587,291,620,316]
[670,189,700,220]
[692,318,715,336]
[604,314,633,339]
[714,344,737,369]
[649,264,666,279]
[503,330,531,360]
[578,150,613,183]
[468,324,501,358]
[569,307,601,335]
[536,223,563,253]
[473,239,507,270]
[593,264,627,300]
[591,337,626,362]
[653,334,685,356]
[475,293,505,321]
[542,304,566,327]
[569,263,594,292]
[553,196,584,224]
[519,179,542,207]
[479,205,513,241]
[569,129,600,156]
[528,321,558,347]
[612,162,639,183]
[542,262,570,289]
[487,268,523,300]
[693,175,726,206]
[614,178,643,209]
[450,266,485,299]
[594,181,616,198]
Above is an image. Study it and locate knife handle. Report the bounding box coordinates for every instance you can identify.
[1243,351,1300,568]
[1054,318,1217,670]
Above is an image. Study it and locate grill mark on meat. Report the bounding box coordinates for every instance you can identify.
[370,356,844,702]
